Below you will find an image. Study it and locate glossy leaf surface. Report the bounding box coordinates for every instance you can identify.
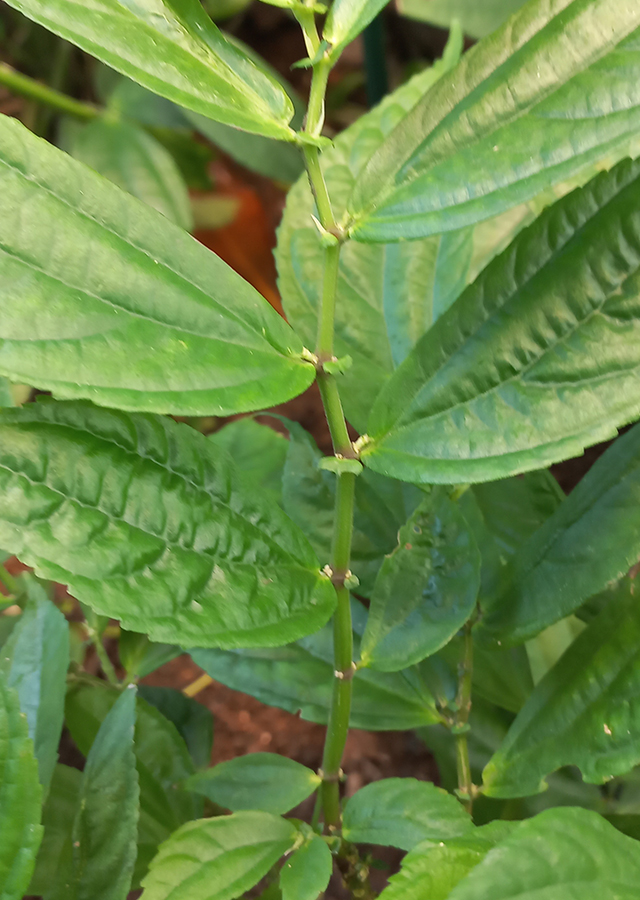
[0,116,314,416]
[209,419,287,506]
[397,0,528,39]
[349,3,640,240]
[0,402,334,648]
[2,0,295,138]
[363,159,640,484]
[280,835,332,900]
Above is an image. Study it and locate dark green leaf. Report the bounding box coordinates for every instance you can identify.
[28,764,81,899]
[0,116,314,416]
[118,632,181,679]
[209,418,288,505]
[324,0,389,57]
[0,673,42,900]
[342,777,473,850]
[185,753,320,814]
[2,0,295,138]
[0,402,335,648]
[363,159,640,484]
[140,811,298,900]
[398,0,528,39]
[348,3,640,240]
[280,834,332,900]
[138,686,213,771]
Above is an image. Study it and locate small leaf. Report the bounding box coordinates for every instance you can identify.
[140,812,298,900]
[280,834,332,900]
[118,633,181,680]
[138,686,213,771]
[0,673,43,900]
[342,777,473,851]
[186,753,319,814]
[323,0,389,57]
[209,419,288,505]
[28,763,81,898]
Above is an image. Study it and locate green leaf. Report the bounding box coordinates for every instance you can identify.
[70,685,139,900]
[362,158,640,484]
[342,777,473,850]
[1,577,69,793]
[209,419,288,506]
[28,764,81,899]
[2,0,295,139]
[482,580,640,798]
[323,0,389,57]
[140,811,298,900]
[447,807,640,899]
[0,673,43,900]
[185,753,320,814]
[348,3,640,241]
[118,632,181,679]
[361,489,480,671]
[398,0,529,39]
[0,401,335,648]
[65,118,193,231]
[479,421,640,645]
[138,686,213,771]
[280,834,332,900]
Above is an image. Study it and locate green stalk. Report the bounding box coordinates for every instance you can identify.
[0,62,99,121]
[454,622,474,813]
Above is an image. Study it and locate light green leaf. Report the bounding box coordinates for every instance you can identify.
[28,764,81,899]
[324,0,389,57]
[138,686,213,771]
[362,158,640,484]
[483,580,640,798]
[140,811,298,900]
[0,116,313,416]
[2,0,295,138]
[0,401,335,648]
[361,490,480,671]
[280,834,332,900]
[185,753,320,814]
[0,673,43,900]
[398,0,528,39]
[209,419,288,506]
[348,3,640,241]
[448,807,640,899]
[342,777,473,850]
[0,377,14,409]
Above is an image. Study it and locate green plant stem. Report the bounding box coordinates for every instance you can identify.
[0,61,99,121]
[86,609,119,686]
[0,564,20,598]
[454,623,474,813]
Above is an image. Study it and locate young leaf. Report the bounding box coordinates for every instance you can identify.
[0,674,43,900]
[185,753,320,814]
[209,419,288,505]
[323,0,389,58]
[362,158,640,485]
[280,834,332,900]
[140,812,298,900]
[0,116,314,416]
[348,1,640,240]
[397,0,528,39]
[28,764,81,899]
[482,580,640,798]
[342,778,473,851]
[361,489,480,671]
[0,401,335,648]
[118,633,181,680]
[138,686,213,771]
[2,0,295,138]
[1,577,69,793]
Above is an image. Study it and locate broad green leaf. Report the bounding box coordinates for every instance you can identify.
[0,402,335,648]
[483,581,640,798]
[348,3,640,241]
[479,421,640,645]
[361,489,480,671]
[280,834,332,900]
[0,116,314,416]
[140,811,298,900]
[324,0,389,58]
[138,686,213,771]
[362,159,640,484]
[398,0,528,39]
[0,674,42,900]
[2,0,295,139]
[70,686,139,900]
[209,418,288,505]
[1,577,69,793]
[65,118,193,231]
[448,807,640,900]
[185,753,320,814]
[342,777,473,850]
[28,764,81,899]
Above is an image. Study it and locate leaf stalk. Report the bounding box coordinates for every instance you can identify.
[0,62,99,121]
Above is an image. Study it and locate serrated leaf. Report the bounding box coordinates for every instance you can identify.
[0,674,43,900]
[398,0,528,39]
[28,763,81,899]
[0,401,335,648]
[280,834,332,900]
[140,811,298,900]
[2,0,295,138]
[0,116,314,416]
[185,753,320,814]
[342,778,473,851]
[70,686,139,900]
[361,490,480,671]
[362,158,640,484]
[323,0,389,57]
[209,419,288,505]
[138,686,213,770]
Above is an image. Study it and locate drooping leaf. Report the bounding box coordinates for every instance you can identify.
[140,812,298,900]
[70,685,139,900]
[323,0,390,58]
[361,489,480,671]
[342,778,473,850]
[28,764,81,900]
[2,0,295,138]
[348,2,640,240]
[0,116,314,416]
[397,0,528,39]
[185,753,320,814]
[0,674,43,900]
[1,577,69,793]
[0,401,335,648]
[138,686,213,771]
[209,418,288,505]
[280,834,332,900]
[362,158,640,484]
